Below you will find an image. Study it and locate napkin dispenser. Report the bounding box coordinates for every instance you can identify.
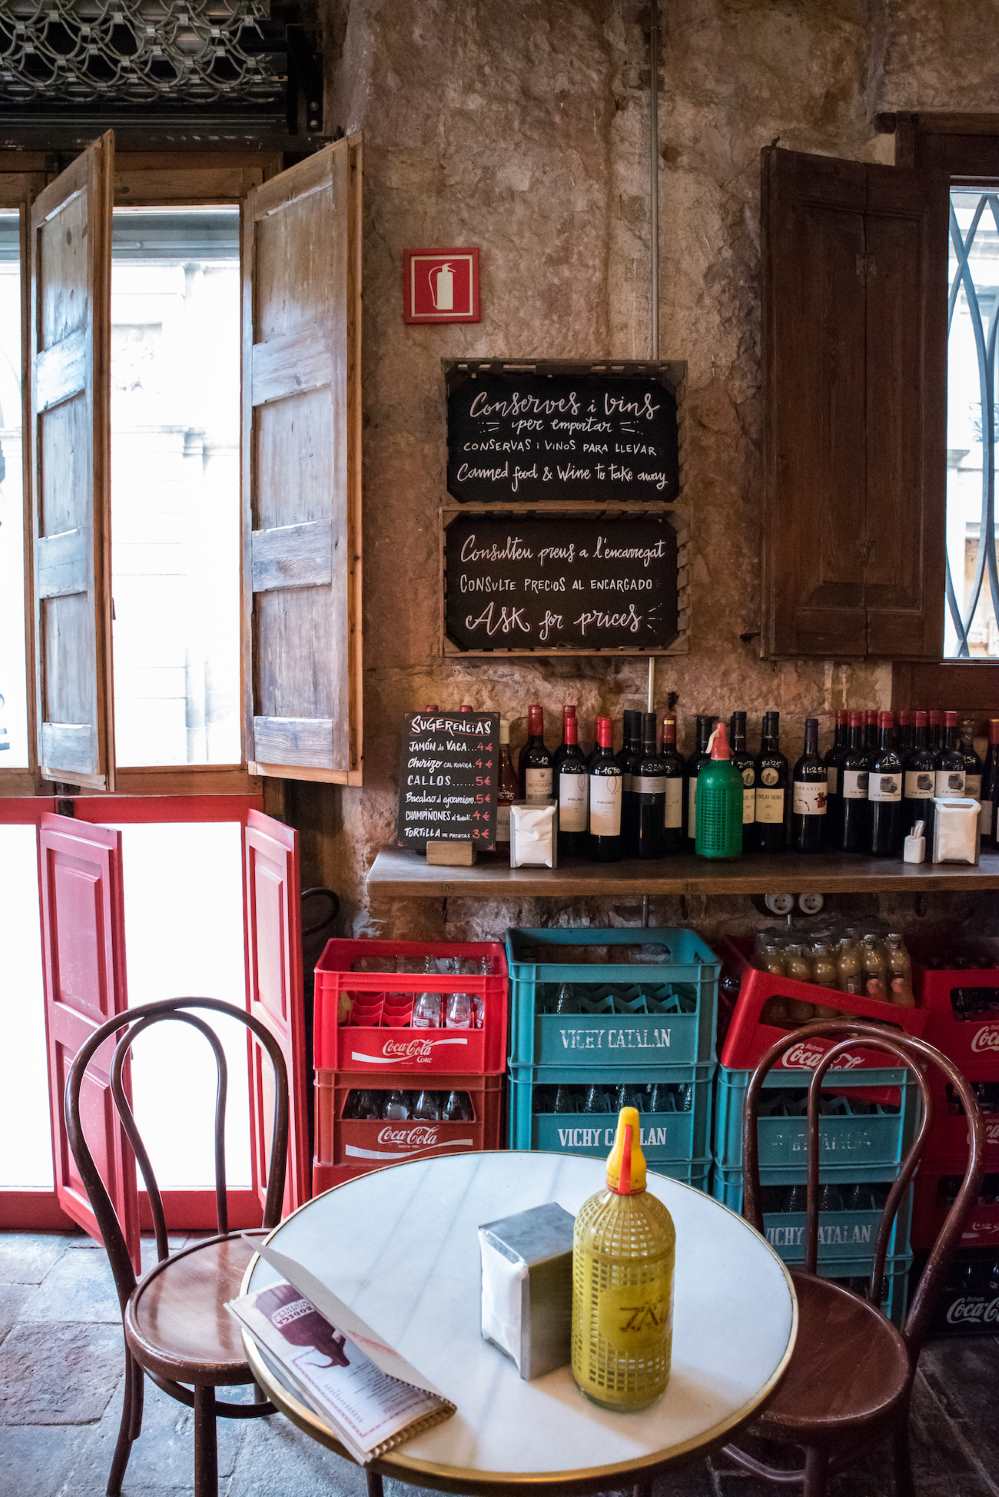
[478,1202,574,1379]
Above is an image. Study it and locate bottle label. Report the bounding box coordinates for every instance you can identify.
[827,767,839,795]
[633,775,667,795]
[589,776,622,837]
[966,773,983,802]
[869,772,901,802]
[597,1275,674,1357]
[742,787,756,824]
[525,767,553,799]
[687,776,697,837]
[793,781,827,816]
[842,770,868,800]
[755,787,784,824]
[904,770,935,800]
[664,777,683,829]
[496,803,511,843]
[935,769,966,796]
[558,772,588,832]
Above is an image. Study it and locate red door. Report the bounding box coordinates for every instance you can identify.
[244,810,308,1215]
[38,814,139,1264]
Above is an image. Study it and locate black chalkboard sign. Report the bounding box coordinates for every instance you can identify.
[396,710,500,848]
[446,364,679,504]
[444,513,678,654]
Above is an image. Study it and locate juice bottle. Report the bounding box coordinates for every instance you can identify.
[571,1107,676,1410]
[783,942,815,1023]
[885,932,915,1007]
[861,934,888,1001]
[759,941,790,1025]
[836,936,863,995]
[810,940,838,1019]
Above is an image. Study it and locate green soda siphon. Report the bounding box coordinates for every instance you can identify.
[694,720,743,859]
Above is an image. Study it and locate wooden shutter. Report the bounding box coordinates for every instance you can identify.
[39,813,139,1267]
[244,809,308,1215]
[242,137,363,783]
[762,147,947,660]
[30,135,114,787]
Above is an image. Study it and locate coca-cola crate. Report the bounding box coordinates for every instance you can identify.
[713,1065,915,1173]
[314,1070,502,1168]
[312,1161,377,1196]
[912,1163,999,1253]
[912,944,999,1068]
[506,927,721,1068]
[923,1068,999,1167]
[718,938,928,1077]
[314,938,508,1076]
[506,1062,713,1162]
[711,1164,912,1264]
[917,1250,999,1337]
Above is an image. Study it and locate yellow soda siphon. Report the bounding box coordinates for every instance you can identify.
[571,1107,676,1410]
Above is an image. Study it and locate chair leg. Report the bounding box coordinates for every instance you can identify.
[129,1360,145,1441]
[365,1472,384,1497]
[804,1447,829,1497]
[894,1412,916,1497]
[106,1351,136,1496]
[193,1385,218,1497]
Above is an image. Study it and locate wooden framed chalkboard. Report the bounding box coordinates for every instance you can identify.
[441,507,688,656]
[396,710,500,848]
[446,359,683,505]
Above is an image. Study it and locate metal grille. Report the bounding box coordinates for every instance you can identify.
[946,189,999,658]
[0,2,285,105]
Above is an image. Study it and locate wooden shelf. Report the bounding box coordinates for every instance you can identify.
[367,846,999,899]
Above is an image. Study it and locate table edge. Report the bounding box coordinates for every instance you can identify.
[239,1152,800,1491]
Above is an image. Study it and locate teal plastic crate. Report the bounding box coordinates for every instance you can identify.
[713,1065,917,1172]
[507,1062,714,1161]
[711,1164,913,1265]
[505,927,721,1069]
[648,1158,711,1191]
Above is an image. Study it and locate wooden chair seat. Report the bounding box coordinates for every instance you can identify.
[125,1232,266,1387]
[753,1271,910,1444]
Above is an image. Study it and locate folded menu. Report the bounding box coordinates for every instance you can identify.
[228,1239,455,1465]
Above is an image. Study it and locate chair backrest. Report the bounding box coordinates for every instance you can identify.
[65,996,289,1312]
[742,1019,984,1357]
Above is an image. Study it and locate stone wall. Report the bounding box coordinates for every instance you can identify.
[290,0,997,942]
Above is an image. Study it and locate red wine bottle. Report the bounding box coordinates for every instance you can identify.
[588,715,623,861]
[903,710,936,848]
[519,703,553,800]
[618,709,643,857]
[685,714,714,848]
[839,711,871,853]
[556,712,588,858]
[729,711,757,835]
[552,703,577,777]
[824,708,849,847]
[791,717,827,852]
[754,710,787,852]
[959,718,984,840]
[934,710,966,798]
[634,712,667,859]
[495,719,518,853]
[868,710,903,857]
[928,708,943,754]
[864,709,878,752]
[660,712,685,854]
[982,718,999,848]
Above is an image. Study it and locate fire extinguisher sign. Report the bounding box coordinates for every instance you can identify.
[403,247,480,324]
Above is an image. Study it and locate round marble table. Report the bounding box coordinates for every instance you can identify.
[242,1151,797,1494]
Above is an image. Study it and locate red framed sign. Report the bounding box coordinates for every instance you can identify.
[403,247,480,323]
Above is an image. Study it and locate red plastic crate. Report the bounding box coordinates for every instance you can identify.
[314,938,508,1076]
[719,938,929,1075]
[312,1161,383,1196]
[314,1069,502,1167]
[912,1163,999,1252]
[923,1066,999,1167]
[913,947,999,1069]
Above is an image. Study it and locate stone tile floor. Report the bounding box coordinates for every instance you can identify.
[1,1232,997,1496]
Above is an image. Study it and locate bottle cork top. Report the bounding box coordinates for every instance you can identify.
[606,1107,647,1195]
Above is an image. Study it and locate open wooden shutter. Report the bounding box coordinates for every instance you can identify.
[30,135,114,787]
[762,147,947,660]
[38,814,138,1266]
[244,809,309,1215]
[242,137,363,784]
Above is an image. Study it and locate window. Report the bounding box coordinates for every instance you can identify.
[0,210,26,767]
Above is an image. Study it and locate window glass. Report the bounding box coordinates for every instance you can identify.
[0,212,27,766]
[111,207,241,764]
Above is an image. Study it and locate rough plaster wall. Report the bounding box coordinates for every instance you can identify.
[301,0,995,943]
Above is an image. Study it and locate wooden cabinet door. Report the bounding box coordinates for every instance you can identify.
[38,813,138,1266]
[30,135,114,786]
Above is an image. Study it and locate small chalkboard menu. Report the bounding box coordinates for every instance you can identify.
[396,710,500,849]
[444,512,678,654]
[446,362,679,505]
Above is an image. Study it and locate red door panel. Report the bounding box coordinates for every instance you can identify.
[244,810,307,1215]
[38,814,138,1265]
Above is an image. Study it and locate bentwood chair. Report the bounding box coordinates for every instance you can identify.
[65,997,295,1497]
[719,1020,985,1497]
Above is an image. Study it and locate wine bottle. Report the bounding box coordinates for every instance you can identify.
[824,709,849,847]
[685,714,714,848]
[868,710,903,857]
[864,709,878,752]
[935,710,966,798]
[754,710,788,852]
[897,708,914,757]
[729,711,757,833]
[634,712,667,859]
[552,703,578,776]
[519,703,553,800]
[792,717,827,852]
[495,719,518,854]
[983,718,999,848]
[959,717,984,839]
[839,711,871,854]
[557,711,589,859]
[660,712,685,854]
[903,709,936,848]
[589,715,623,861]
[618,709,643,858]
[929,709,943,754]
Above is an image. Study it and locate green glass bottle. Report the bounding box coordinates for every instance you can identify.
[695,720,743,859]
